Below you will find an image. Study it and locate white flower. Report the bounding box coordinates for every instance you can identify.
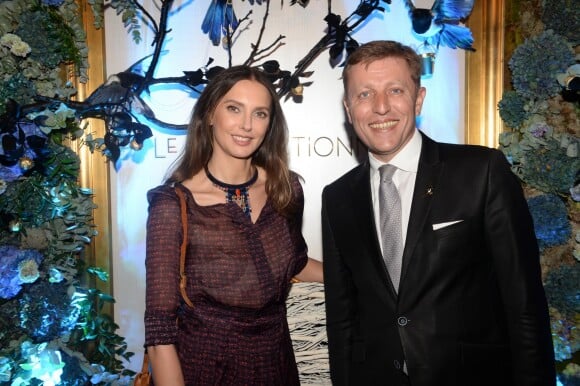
[18,259,39,283]
[0,33,21,48]
[10,40,30,58]
[0,33,31,58]
[10,40,31,57]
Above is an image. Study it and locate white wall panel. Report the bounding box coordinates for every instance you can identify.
[104,0,465,370]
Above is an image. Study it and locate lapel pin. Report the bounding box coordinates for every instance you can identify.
[425,186,434,196]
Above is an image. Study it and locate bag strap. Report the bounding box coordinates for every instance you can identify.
[139,189,190,380]
[175,187,194,308]
[141,349,150,373]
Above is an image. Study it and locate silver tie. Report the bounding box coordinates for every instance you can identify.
[379,164,403,291]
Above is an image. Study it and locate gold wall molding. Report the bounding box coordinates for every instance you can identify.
[466,0,505,147]
[74,0,112,299]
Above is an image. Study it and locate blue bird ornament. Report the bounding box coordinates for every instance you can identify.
[403,0,475,51]
[202,0,239,46]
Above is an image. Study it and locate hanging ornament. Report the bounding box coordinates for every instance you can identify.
[130,138,143,151]
[291,84,304,97]
[19,156,34,171]
[417,42,437,79]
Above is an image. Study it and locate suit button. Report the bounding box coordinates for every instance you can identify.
[393,360,401,369]
[397,316,408,326]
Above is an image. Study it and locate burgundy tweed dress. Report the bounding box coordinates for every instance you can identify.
[144,175,308,385]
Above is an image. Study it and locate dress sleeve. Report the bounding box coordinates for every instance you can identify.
[289,173,308,276]
[144,185,183,347]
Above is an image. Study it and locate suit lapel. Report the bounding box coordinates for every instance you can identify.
[400,134,443,286]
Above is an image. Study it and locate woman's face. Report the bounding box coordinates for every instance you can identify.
[210,79,272,162]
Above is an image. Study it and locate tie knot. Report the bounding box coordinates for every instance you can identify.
[379,164,397,182]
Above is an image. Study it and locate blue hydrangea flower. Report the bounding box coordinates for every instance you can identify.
[527,194,571,251]
[0,164,24,182]
[509,30,575,101]
[543,264,580,362]
[541,0,580,44]
[521,138,580,194]
[498,90,529,129]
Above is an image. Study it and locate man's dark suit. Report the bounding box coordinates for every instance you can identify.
[322,132,555,386]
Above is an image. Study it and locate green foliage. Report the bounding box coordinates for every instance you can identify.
[0,0,134,381]
[69,270,135,375]
[16,7,81,68]
[0,0,84,114]
[0,0,153,381]
[86,0,105,28]
[0,73,37,113]
[109,0,142,44]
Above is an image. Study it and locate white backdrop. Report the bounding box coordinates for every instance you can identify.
[104,0,465,371]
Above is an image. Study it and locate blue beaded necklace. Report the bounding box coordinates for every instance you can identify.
[205,166,258,217]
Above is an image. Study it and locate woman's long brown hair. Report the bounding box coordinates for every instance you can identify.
[165,65,295,215]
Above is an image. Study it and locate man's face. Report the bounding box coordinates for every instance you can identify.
[343,57,426,163]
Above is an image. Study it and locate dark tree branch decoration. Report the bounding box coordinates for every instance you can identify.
[6,0,393,164]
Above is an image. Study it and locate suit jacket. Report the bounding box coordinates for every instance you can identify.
[322,133,555,386]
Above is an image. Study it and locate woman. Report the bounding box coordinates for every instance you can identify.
[144,65,323,385]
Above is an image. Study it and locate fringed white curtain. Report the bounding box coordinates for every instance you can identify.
[287,282,331,385]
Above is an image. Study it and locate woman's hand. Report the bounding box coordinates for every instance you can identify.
[294,257,323,283]
[147,344,185,386]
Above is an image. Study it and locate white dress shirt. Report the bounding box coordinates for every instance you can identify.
[369,129,422,255]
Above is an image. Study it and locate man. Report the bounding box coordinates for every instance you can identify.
[321,40,555,386]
